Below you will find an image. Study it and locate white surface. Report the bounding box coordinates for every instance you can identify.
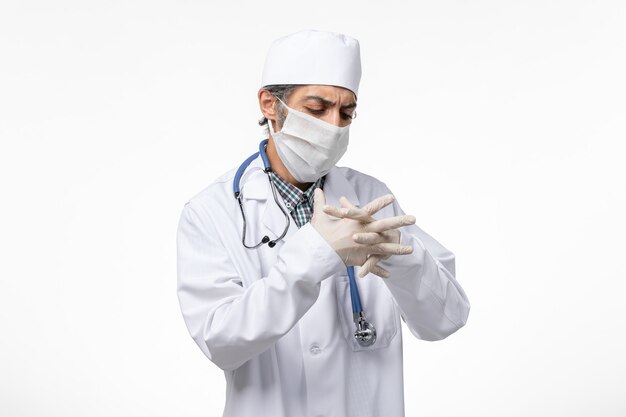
[1,1,624,416]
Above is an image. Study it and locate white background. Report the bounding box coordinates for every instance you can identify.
[1,1,625,416]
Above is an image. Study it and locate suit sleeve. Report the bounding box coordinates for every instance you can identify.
[377,187,471,341]
[176,201,345,371]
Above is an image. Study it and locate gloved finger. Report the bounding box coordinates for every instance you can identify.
[359,256,390,279]
[364,215,416,233]
[321,205,350,219]
[339,196,377,222]
[313,188,327,218]
[371,264,391,279]
[352,232,384,244]
[339,196,354,209]
[369,242,414,256]
[360,194,396,216]
[358,255,383,278]
[323,205,376,223]
[352,230,398,245]
[327,194,396,223]
[322,196,353,214]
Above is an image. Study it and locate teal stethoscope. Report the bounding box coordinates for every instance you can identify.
[233,139,376,347]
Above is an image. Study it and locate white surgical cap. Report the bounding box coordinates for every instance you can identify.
[261,29,362,98]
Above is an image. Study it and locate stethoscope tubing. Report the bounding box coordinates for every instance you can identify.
[234,139,375,346]
[347,266,362,314]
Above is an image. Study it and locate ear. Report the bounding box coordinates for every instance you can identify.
[258,88,278,122]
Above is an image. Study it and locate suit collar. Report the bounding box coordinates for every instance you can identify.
[241,155,360,207]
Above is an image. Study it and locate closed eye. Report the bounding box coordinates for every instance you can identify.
[305,107,325,114]
[305,107,354,120]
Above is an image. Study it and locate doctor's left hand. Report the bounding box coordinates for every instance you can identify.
[311,188,415,279]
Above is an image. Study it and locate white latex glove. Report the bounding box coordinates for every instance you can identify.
[353,230,400,278]
[322,194,404,278]
[311,188,415,278]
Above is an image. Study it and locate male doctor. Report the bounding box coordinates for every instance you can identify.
[177,29,470,417]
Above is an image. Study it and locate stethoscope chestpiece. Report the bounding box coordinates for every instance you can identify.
[353,312,377,347]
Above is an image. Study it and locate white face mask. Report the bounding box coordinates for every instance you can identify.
[268,97,350,183]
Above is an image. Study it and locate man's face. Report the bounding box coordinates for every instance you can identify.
[279,84,357,129]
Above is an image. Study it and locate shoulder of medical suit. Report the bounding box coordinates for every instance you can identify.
[187,163,244,200]
[181,165,241,213]
[334,165,393,196]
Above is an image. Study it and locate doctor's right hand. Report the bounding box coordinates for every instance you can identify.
[311,188,415,278]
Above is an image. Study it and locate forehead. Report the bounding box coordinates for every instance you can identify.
[291,84,356,103]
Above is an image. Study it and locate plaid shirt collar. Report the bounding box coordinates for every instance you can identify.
[268,171,326,226]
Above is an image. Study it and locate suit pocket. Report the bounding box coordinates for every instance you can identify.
[335,274,400,351]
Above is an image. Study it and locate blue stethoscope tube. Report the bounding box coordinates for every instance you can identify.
[234,140,291,249]
[234,139,376,347]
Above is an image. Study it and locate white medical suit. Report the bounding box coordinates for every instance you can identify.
[176,154,470,417]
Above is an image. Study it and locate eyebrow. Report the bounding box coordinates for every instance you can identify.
[302,95,357,109]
